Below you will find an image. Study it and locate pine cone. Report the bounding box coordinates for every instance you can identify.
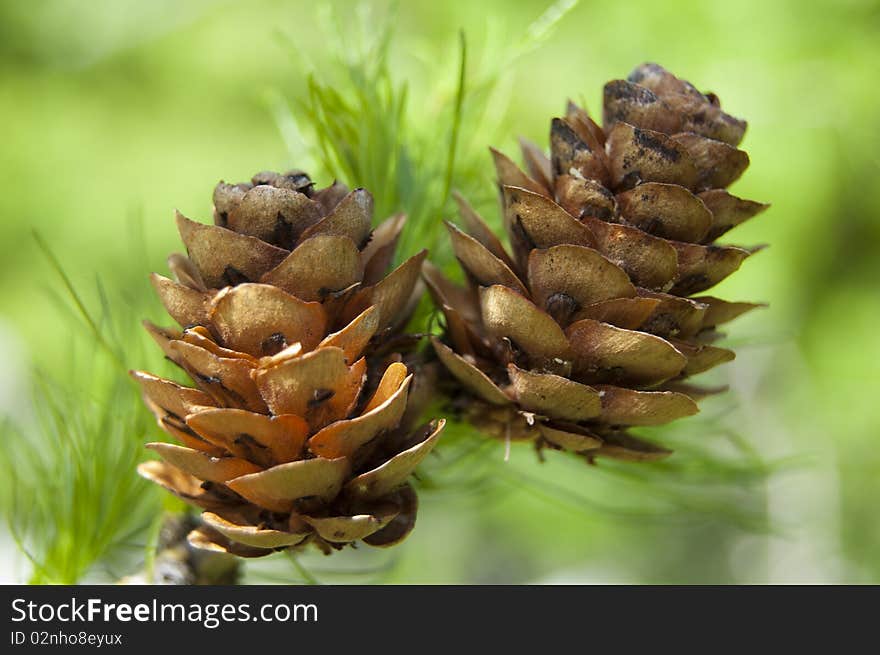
[428,63,767,462]
[133,170,444,557]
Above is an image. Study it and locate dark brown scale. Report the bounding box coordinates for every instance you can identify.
[672,274,710,296]
[512,215,537,250]
[233,434,274,468]
[160,415,201,441]
[633,128,681,163]
[222,265,250,286]
[585,203,614,220]
[550,118,593,175]
[640,313,681,338]
[620,171,642,189]
[283,172,315,195]
[200,481,245,505]
[309,388,335,407]
[190,372,249,409]
[544,292,580,327]
[260,332,288,357]
[270,213,297,250]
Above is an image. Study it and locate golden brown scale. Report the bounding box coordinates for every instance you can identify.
[134,170,444,557]
[428,63,768,462]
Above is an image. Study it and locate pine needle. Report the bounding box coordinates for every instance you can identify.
[286,552,321,585]
[442,31,468,206]
[32,230,125,370]
[2,231,165,583]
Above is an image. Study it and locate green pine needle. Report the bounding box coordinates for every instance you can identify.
[0,360,160,584]
[442,31,468,206]
[0,233,165,583]
[32,231,125,370]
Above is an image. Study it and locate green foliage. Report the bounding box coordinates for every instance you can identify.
[0,229,169,583]
[275,0,582,263]
[0,362,160,584]
[417,399,781,532]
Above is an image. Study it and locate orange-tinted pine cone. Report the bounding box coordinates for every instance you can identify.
[133,170,444,557]
[428,63,767,463]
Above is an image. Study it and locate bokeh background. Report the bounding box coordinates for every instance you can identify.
[1,0,878,584]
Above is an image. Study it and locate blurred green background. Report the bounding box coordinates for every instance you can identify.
[0,0,878,584]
